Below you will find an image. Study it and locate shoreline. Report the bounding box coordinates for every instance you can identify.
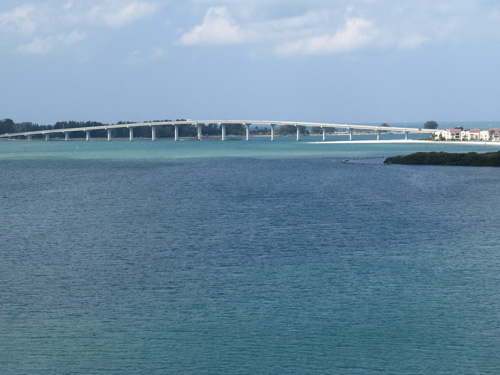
[307,139,500,146]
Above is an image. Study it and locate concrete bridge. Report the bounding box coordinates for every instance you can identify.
[0,120,436,142]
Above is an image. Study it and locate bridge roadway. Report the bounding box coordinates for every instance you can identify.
[0,120,436,142]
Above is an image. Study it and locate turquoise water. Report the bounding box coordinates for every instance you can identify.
[1,138,500,374]
[2,135,500,160]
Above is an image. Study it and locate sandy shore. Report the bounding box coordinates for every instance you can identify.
[307,139,500,146]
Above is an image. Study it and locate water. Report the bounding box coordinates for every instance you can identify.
[2,138,500,374]
[1,134,499,161]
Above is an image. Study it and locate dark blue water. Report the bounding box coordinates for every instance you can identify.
[1,140,500,374]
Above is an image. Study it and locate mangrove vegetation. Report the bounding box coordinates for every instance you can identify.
[385,151,500,167]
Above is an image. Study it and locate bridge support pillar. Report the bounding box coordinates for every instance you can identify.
[197,124,202,141]
[151,126,157,141]
[296,126,300,141]
[221,124,226,141]
[107,129,112,141]
[129,127,134,141]
[377,131,380,141]
[45,134,49,141]
[64,132,69,141]
[245,123,250,141]
[270,124,275,141]
[27,135,32,141]
[349,128,353,141]
[86,130,91,141]
[405,131,409,141]
[175,124,179,141]
[322,127,326,141]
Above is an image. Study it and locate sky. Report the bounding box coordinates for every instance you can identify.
[1,0,500,125]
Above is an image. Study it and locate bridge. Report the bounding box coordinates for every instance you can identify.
[0,120,436,142]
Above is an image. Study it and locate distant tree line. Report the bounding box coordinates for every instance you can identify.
[277,125,308,136]
[1,118,246,139]
[311,126,337,134]
[1,118,441,138]
[250,126,271,135]
[0,119,43,134]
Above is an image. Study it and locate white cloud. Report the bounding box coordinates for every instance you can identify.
[275,17,376,57]
[179,7,244,45]
[0,1,159,55]
[88,1,158,28]
[259,10,328,38]
[18,31,87,54]
[3,0,500,60]
[178,1,500,57]
[177,5,426,57]
[0,5,36,35]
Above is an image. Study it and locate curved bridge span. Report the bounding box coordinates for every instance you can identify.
[0,120,435,142]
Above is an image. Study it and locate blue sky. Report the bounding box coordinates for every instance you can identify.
[1,0,500,125]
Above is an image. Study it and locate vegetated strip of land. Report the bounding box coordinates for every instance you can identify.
[384,151,500,167]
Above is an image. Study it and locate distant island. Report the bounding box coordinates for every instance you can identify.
[384,151,500,167]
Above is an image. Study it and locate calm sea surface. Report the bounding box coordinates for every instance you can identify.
[2,137,500,374]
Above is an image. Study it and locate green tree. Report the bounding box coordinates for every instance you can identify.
[224,123,244,136]
[424,121,439,129]
[277,125,306,136]
[203,123,220,136]
[0,118,15,134]
[179,124,197,137]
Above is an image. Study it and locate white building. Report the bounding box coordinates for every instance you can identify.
[463,129,480,140]
[490,129,500,141]
[436,129,462,140]
[434,128,499,142]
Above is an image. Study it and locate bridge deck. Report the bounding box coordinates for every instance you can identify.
[0,120,435,139]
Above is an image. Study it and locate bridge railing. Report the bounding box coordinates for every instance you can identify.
[0,120,437,140]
